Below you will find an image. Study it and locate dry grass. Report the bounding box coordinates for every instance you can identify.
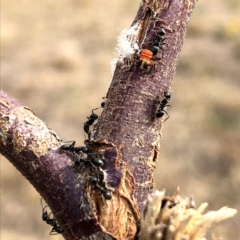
[138,190,237,240]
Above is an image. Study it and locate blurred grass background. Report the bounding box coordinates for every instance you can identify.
[1,0,240,239]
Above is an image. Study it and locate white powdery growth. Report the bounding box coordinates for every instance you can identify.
[110,23,141,75]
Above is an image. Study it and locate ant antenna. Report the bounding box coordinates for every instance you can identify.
[41,197,48,211]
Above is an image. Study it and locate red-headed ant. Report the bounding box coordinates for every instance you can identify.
[156,91,172,122]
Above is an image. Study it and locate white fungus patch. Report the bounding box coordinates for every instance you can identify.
[110,22,142,75]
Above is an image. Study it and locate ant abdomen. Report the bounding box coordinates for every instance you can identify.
[156,91,172,122]
[89,176,112,200]
[91,158,104,167]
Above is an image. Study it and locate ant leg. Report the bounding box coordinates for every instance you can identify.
[41,197,45,209]
[60,141,76,151]
[159,37,166,44]
[86,156,98,169]
[48,211,55,218]
[153,18,166,25]
[84,132,87,140]
[155,55,165,66]
[159,41,168,56]
[124,60,135,72]
[42,205,49,213]
[91,107,101,113]
[149,63,157,75]
[161,42,168,48]
[160,49,164,60]
[41,198,49,212]
[153,52,165,63]
[49,228,57,235]
[162,110,170,122]
[49,228,54,235]
[68,141,76,150]
[160,25,175,33]
[149,66,154,77]
[134,40,140,51]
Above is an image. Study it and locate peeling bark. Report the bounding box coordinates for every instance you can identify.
[0,0,197,239]
[0,90,116,239]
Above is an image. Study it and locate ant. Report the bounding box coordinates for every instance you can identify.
[60,141,88,154]
[41,198,64,235]
[156,91,172,122]
[61,141,104,167]
[84,109,99,134]
[60,141,89,166]
[83,101,105,134]
[89,176,112,200]
[101,102,105,108]
[100,96,106,108]
[151,28,167,59]
[89,156,104,167]
[127,27,167,73]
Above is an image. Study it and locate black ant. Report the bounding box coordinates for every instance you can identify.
[101,102,105,108]
[60,141,89,165]
[152,28,167,59]
[101,97,106,108]
[156,91,172,122]
[128,28,167,72]
[125,27,167,74]
[80,155,104,169]
[89,157,104,167]
[84,109,99,134]
[41,198,64,235]
[61,141,104,167]
[60,141,88,154]
[60,141,87,153]
[84,99,106,134]
[89,176,112,200]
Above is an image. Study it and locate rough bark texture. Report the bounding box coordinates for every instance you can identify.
[93,0,197,212]
[0,0,197,240]
[0,90,116,240]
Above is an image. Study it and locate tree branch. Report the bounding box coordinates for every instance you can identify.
[0,0,198,239]
[94,0,197,212]
[0,90,113,239]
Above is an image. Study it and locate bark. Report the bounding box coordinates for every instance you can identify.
[0,0,197,239]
